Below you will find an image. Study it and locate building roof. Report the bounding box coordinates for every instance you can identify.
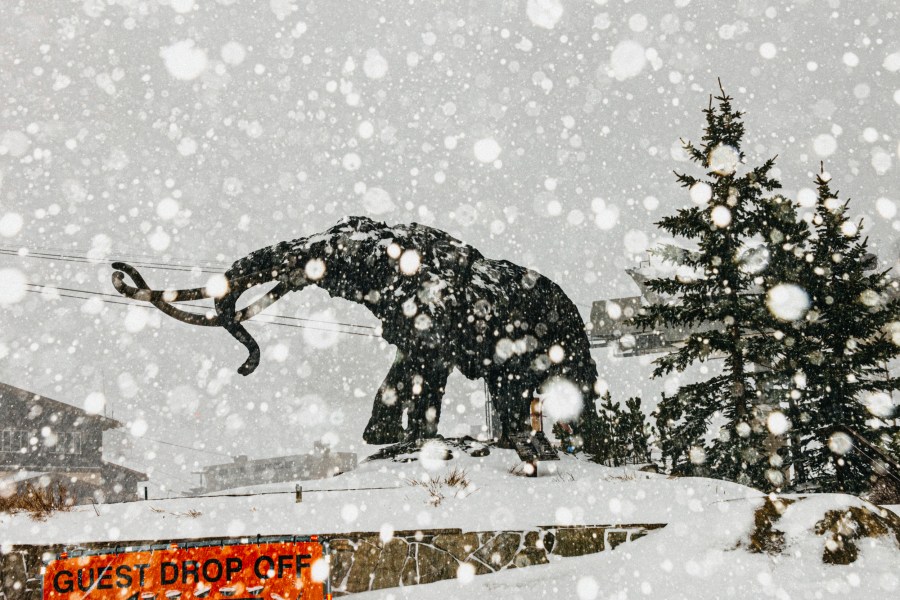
[0,381,122,430]
[0,463,147,481]
[102,460,149,480]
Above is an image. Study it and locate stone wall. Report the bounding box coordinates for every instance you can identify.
[324,524,663,596]
[329,524,664,596]
[0,524,663,600]
[0,544,63,600]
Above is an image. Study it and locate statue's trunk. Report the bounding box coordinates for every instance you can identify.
[214,288,261,376]
[215,242,308,375]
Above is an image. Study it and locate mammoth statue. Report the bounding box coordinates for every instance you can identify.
[112,216,599,445]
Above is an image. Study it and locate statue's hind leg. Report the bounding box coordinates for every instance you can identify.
[486,368,534,448]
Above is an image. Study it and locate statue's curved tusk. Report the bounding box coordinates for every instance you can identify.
[112,262,213,302]
[112,268,222,326]
[111,262,290,327]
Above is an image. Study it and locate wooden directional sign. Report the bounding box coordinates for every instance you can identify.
[43,538,331,600]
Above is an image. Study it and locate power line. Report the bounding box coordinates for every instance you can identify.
[23,286,377,338]
[25,285,135,307]
[24,284,379,338]
[137,485,404,502]
[0,246,213,269]
[4,245,378,332]
[135,436,233,459]
[0,244,231,271]
[0,248,223,275]
[26,282,377,331]
[6,243,598,320]
[191,485,403,499]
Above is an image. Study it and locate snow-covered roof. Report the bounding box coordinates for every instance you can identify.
[0,382,122,430]
[0,469,48,485]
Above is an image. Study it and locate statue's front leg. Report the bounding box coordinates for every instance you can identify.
[363,348,453,444]
[363,351,409,444]
[404,357,452,441]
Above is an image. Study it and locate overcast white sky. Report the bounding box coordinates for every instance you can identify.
[1,0,898,492]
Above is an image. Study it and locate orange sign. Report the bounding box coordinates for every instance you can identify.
[43,540,329,600]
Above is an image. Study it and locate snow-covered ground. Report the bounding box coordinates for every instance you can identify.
[2,444,898,598]
[354,498,900,600]
[2,1,899,598]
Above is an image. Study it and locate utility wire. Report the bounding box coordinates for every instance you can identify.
[6,243,599,311]
[136,436,233,459]
[138,485,404,502]
[24,284,379,338]
[5,245,378,331]
[0,244,231,271]
[0,248,222,275]
[26,282,377,331]
[6,243,598,320]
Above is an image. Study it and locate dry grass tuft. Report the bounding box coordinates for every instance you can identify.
[149,506,204,518]
[443,467,470,488]
[552,471,576,483]
[603,469,638,482]
[407,468,472,506]
[0,483,73,520]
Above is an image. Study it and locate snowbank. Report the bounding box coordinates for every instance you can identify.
[2,445,898,599]
[0,446,748,545]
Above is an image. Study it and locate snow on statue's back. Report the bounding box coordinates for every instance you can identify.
[111,216,599,448]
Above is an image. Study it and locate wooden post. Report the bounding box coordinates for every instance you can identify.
[530,398,543,433]
[295,484,303,503]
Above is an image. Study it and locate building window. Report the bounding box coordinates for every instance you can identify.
[0,430,82,454]
[0,430,28,453]
[51,432,83,455]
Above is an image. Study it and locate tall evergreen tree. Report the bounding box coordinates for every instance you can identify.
[744,193,812,488]
[633,83,783,488]
[632,85,899,493]
[788,168,900,492]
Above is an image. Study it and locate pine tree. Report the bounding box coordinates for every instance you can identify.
[652,394,681,471]
[558,392,653,466]
[621,397,652,464]
[596,392,624,465]
[633,82,783,488]
[788,167,900,493]
[653,383,729,476]
[578,391,621,465]
[744,193,812,488]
